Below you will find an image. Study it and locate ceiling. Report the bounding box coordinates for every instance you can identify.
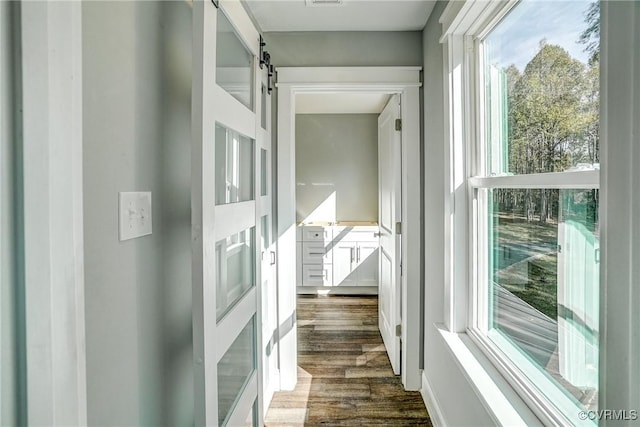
[296,93,391,114]
[243,0,436,32]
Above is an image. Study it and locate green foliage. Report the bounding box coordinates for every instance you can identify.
[493,39,599,223]
[509,44,588,176]
[579,1,600,65]
[498,43,598,223]
[490,2,601,332]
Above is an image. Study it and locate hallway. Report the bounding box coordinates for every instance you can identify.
[265,296,431,426]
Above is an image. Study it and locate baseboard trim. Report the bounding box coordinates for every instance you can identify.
[296,286,378,295]
[421,371,445,427]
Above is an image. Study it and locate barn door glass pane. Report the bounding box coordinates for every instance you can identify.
[215,124,254,205]
[216,226,255,320]
[217,317,256,426]
[260,149,267,196]
[216,10,253,109]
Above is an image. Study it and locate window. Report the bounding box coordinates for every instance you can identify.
[466,0,600,423]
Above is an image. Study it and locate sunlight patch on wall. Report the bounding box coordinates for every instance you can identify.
[299,190,336,224]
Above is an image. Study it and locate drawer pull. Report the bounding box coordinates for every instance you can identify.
[309,274,325,278]
[308,252,325,255]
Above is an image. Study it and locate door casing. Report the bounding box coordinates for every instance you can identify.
[275,66,423,391]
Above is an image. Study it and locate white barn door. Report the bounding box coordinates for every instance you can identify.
[258,64,279,411]
[192,1,267,425]
[377,94,402,375]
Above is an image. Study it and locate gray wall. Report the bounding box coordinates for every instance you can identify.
[82,2,192,425]
[268,31,422,224]
[421,2,495,425]
[264,31,423,67]
[296,114,378,223]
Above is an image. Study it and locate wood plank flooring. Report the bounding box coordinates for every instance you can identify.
[265,295,431,426]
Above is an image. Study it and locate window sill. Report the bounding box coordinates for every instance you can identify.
[435,324,543,426]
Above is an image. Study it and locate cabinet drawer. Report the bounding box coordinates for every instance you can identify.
[302,264,332,286]
[302,242,332,265]
[302,226,331,243]
[334,226,379,242]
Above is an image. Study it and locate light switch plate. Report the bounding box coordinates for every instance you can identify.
[119,192,152,241]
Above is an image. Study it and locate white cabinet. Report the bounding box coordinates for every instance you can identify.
[333,242,358,286]
[354,241,379,286]
[301,241,331,265]
[297,224,379,289]
[302,264,332,286]
[332,227,379,287]
[297,225,333,287]
[301,226,330,242]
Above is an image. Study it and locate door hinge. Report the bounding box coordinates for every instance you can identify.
[395,118,402,131]
[395,222,402,235]
[395,324,402,337]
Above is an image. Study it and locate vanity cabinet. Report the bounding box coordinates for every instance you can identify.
[297,224,379,289]
[332,227,379,287]
[297,225,333,287]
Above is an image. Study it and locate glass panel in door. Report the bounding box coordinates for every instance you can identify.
[217,317,256,426]
[216,226,256,321]
[216,10,253,109]
[215,124,254,205]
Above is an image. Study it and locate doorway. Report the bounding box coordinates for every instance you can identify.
[293,92,402,375]
[274,67,423,402]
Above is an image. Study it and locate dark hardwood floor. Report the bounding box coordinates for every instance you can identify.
[265,295,431,426]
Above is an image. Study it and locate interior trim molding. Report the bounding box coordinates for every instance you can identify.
[421,371,445,427]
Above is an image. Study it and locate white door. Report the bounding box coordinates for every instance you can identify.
[259,70,278,410]
[192,2,264,426]
[378,94,402,375]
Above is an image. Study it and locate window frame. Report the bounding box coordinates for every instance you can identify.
[442,1,601,425]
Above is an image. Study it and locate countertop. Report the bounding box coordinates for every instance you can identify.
[297,221,378,227]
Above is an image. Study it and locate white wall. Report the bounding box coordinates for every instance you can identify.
[295,114,378,223]
[82,2,193,425]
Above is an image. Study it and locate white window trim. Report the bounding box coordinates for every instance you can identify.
[469,171,600,189]
[441,1,603,425]
[598,1,640,421]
